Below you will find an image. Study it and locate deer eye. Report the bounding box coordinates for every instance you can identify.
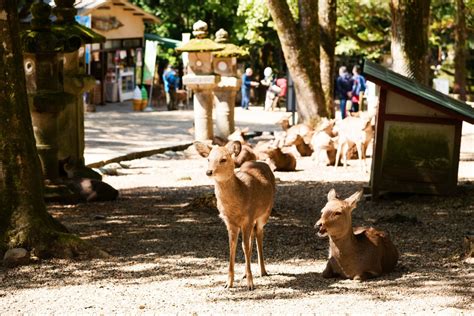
[219,158,227,163]
[333,211,342,216]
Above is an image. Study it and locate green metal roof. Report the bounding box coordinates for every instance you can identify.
[363,59,474,124]
[144,33,181,49]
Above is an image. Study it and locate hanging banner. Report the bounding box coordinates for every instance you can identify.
[143,40,158,84]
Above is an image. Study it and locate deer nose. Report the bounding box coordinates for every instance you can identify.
[314,220,322,230]
[206,170,213,176]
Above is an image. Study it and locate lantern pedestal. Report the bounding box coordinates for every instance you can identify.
[213,77,241,138]
[182,74,220,140]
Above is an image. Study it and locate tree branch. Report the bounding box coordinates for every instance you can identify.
[337,26,388,49]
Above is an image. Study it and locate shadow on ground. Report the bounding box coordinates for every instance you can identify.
[1,181,472,308]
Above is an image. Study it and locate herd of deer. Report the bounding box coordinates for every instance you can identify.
[195,115,398,290]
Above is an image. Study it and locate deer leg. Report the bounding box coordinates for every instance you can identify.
[355,142,365,172]
[322,261,336,278]
[225,225,239,289]
[255,221,268,277]
[334,143,343,169]
[241,224,256,280]
[241,224,254,290]
[342,143,349,168]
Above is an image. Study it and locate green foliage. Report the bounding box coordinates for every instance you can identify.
[131,0,242,65]
[336,0,391,59]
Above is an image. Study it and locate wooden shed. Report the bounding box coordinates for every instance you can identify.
[362,60,474,197]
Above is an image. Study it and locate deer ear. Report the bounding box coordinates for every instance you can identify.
[327,188,337,201]
[231,141,242,157]
[345,190,364,209]
[194,141,211,158]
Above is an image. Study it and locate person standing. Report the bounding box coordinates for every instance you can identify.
[335,66,353,119]
[163,64,177,111]
[241,67,259,110]
[350,65,366,114]
[260,67,281,111]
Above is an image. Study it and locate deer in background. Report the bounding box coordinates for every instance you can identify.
[333,116,374,172]
[315,189,399,281]
[195,141,276,290]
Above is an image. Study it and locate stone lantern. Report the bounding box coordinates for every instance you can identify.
[176,20,224,141]
[212,29,248,138]
[53,0,105,179]
[22,1,75,181]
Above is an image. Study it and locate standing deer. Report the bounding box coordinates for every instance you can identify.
[333,116,373,172]
[195,141,276,290]
[315,189,399,281]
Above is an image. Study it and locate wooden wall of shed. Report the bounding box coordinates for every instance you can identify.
[385,91,450,118]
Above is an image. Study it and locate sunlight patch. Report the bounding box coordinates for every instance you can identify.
[118,262,159,272]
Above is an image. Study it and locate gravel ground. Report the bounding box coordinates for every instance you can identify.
[1,145,473,314]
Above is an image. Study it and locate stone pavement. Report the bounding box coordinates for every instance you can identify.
[84,101,474,166]
[84,101,292,165]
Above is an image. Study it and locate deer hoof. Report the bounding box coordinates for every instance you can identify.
[260,271,269,277]
[353,274,366,282]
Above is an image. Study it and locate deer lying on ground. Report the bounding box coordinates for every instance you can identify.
[195,141,276,290]
[212,137,257,168]
[311,118,337,166]
[311,131,336,166]
[334,116,374,172]
[284,133,313,157]
[315,189,399,281]
[278,118,314,144]
[257,146,297,172]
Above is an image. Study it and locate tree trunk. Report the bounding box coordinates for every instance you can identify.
[454,0,467,101]
[266,0,327,124]
[0,0,104,259]
[390,0,431,85]
[319,0,337,117]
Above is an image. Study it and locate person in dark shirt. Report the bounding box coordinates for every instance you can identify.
[350,65,366,114]
[163,64,178,111]
[335,66,353,119]
[241,68,259,110]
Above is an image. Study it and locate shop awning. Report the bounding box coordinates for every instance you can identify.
[145,33,181,49]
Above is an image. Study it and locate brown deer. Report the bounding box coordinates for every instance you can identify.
[278,118,314,143]
[311,131,336,166]
[315,189,399,281]
[333,116,374,172]
[195,141,276,290]
[257,146,297,172]
[212,137,257,168]
[284,133,313,157]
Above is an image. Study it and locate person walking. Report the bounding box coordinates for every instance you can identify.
[163,64,178,111]
[241,67,259,110]
[350,65,366,114]
[335,66,353,119]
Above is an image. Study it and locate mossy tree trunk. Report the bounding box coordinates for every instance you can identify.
[389,0,431,85]
[319,0,337,117]
[454,0,467,101]
[266,0,328,124]
[0,0,104,259]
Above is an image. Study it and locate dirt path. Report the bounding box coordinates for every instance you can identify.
[1,151,473,314]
